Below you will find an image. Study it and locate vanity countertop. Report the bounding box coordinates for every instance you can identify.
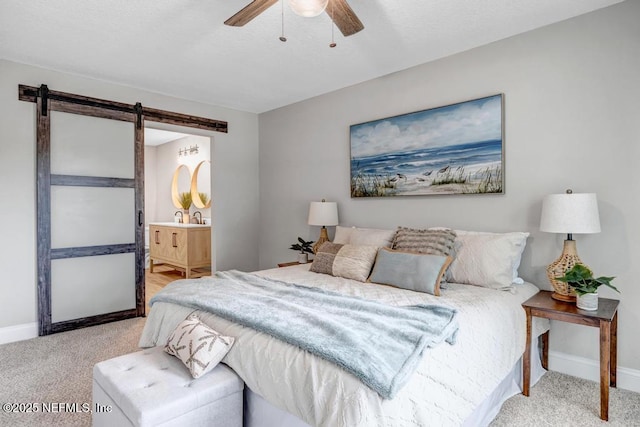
[149,222,210,228]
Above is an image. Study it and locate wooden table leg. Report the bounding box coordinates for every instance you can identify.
[599,319,611,421]
[611,311,618,388]
[541,330,549,370]
[522,307,532,396]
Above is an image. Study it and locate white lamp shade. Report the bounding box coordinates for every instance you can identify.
[289,0,328,17]
[540,192,601,234]
[308,201,338,226]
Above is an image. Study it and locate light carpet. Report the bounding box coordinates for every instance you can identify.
[0,318,145,427]
[490,371,640,426]
[0,318,639,426]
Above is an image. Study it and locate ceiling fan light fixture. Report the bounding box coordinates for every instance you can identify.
[288,0,329,17]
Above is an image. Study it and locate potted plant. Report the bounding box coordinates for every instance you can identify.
[556,264,618,311]
[289,237,314,263]
[178,192,192,224]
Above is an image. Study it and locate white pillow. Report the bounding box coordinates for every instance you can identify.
[165,314,235,378]
[447,230,529,289]
[333,226,395,247]
[333,226,354,244]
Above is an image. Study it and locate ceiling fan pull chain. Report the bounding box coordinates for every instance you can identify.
[329,0,336,47]
[279,0,287,42]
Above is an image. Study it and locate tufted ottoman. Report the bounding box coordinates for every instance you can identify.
[93,346,244,427]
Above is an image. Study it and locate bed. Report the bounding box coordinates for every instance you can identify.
[139,227,550,426]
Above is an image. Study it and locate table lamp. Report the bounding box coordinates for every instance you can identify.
[540,189,601,302]
[308,199,339,253]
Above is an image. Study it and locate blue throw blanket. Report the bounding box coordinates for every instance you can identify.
[150,270,458,399]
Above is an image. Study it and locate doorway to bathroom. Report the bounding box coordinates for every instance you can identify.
[22,84,226,335]
[143,128,213,308]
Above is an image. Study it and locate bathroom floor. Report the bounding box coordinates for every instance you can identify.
[144,265,184,313]
[145,264,212,313]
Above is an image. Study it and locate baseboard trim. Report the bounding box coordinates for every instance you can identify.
[549,350,640,394]
[0,322,38,345]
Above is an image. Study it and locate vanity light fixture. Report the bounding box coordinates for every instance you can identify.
[178,144,199,157]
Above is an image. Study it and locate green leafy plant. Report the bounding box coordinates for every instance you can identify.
[289,237,314,254]
[178,192,192,210]
[199,192,210,205]
[556,264,619,296]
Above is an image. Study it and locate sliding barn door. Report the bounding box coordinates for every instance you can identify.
[20,83,227,335]
[36,89,144,335]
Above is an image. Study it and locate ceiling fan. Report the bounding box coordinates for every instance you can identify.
[224,0,364,37]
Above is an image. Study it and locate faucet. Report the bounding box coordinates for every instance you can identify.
[193,211,202,225]
[174,211,183,223]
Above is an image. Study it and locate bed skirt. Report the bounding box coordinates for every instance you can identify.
[243,339,547,427]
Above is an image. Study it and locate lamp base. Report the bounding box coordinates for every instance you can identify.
[547,239,584,303]
[312,227,330,253]
[551,291,576,303]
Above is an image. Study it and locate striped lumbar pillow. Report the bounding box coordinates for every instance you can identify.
[391,227,457,257]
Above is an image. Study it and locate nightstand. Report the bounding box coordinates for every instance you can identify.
[277,261,312,268]
[522,290,619,421]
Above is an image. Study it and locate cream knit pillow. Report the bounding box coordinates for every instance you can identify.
[165,314,235,378]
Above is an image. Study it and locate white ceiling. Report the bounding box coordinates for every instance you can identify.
[0,0,623,113]
[144,128,189,146]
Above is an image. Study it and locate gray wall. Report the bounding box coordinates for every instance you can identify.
[0,59,260,328]
[259,1,640,370]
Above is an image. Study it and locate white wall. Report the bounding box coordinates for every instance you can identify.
[143,145,158,225]
[0,59,260,331]
[259,0,640,376]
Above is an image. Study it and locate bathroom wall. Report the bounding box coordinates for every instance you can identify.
[145,134,211,224]
[144,145,158,226]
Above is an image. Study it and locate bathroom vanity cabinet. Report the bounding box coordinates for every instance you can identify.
[149,223,211,278]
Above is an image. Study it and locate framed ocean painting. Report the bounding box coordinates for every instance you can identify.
[350,94,504,197]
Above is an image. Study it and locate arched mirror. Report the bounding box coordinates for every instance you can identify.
[191,160,211,209]
[171,164,192,209]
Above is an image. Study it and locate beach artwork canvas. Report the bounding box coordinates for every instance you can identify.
[350,94,504,197]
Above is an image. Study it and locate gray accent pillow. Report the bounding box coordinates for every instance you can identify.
[369,248,452,296]
[392,227,457,256]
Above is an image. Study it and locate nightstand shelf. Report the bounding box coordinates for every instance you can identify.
[522,290,619,421]
[277,261,312,268]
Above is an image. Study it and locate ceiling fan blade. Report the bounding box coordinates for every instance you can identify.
[224,0,279,27]
[325,0,364,37]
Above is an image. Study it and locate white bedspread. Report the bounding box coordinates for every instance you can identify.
[140,265,549,427]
